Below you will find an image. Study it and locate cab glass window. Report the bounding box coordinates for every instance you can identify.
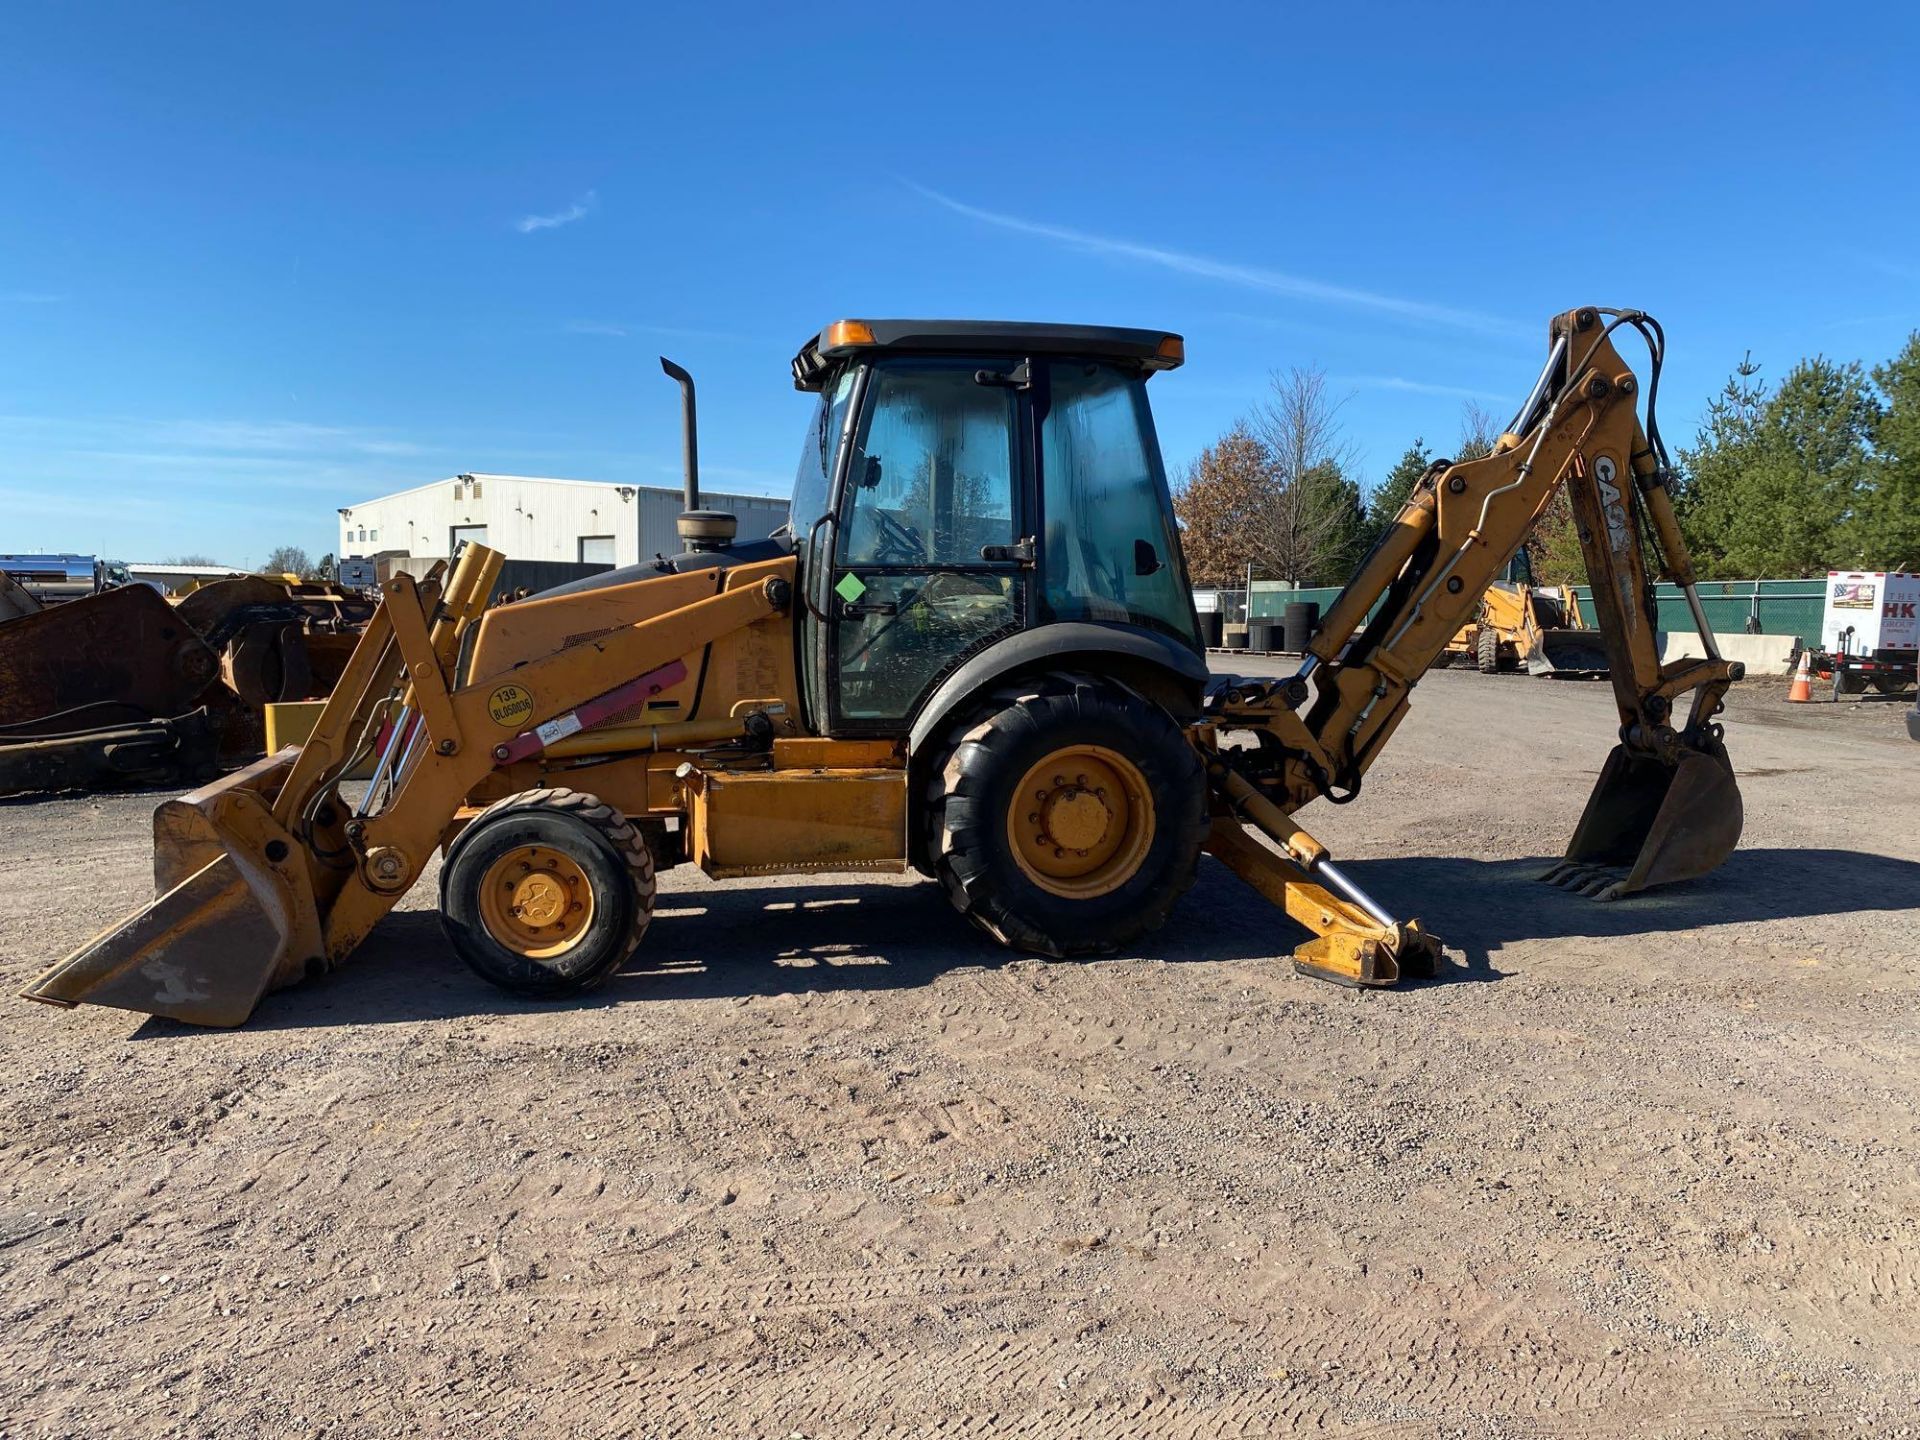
[1040,363,1198,645]
[841,362,1015,566]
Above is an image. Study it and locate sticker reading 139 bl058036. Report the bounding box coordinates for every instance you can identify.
[487,683,535,729]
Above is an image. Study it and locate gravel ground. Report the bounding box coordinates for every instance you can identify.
[1,666,1916,1438]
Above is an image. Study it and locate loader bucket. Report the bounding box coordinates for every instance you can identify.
[21,751,319,1026]
[1543,743,1743,900]
[1525,628,1610,679]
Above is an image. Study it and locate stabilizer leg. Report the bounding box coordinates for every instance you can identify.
[1203,816,1439,988]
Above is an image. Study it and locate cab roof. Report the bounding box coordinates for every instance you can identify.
[791,319,1184,391]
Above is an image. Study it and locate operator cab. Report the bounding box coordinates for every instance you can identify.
[789,319,1199,733]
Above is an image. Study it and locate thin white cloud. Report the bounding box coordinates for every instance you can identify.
[516,190,598,234]
[0,414,429,485]
[1335,373,1511,402]
[907,182,1521,338]
[562,319,757,343]
[1842,249,1919,284]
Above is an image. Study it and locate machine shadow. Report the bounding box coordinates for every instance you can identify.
[196,844,1911,1032]
[231,862,1302,1030]
[1349,845,1920,974]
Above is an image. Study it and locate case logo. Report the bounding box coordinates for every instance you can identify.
[487,683,535,729]
[1593,456,1631,555]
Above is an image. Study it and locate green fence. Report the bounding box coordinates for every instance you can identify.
[1212,577,1825,638]
[1564,578,1824,640]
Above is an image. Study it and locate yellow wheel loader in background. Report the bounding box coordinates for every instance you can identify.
[27,308,1745,1027]
[1436,556,1610,677]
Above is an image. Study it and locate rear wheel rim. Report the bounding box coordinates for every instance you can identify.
[477,845,596,958]
[1006,744,1156,899]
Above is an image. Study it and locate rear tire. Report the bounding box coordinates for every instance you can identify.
[440,787,655,998]
[1477,627,1500,674]
[927,675,1207,957]
[1871,674,1911,696]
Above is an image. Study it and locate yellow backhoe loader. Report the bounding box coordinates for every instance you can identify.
[26,308,1744,1027]
[1436,558,1609,677]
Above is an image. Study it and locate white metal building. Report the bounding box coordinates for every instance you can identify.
[336,474,789,568]
[126,562,247,594]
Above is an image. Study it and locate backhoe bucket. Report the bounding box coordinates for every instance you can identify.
[1544,743,1743,900]
[1526,628,1610,678]
[22,752,319,1026]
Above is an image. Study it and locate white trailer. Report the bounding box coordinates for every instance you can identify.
[1818,570,1919,696]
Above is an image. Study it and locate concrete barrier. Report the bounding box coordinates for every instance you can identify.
[1659,630,1801,676]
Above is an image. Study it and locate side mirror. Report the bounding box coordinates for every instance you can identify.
[1134,539,1163,577]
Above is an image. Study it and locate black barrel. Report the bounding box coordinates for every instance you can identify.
[1281,601,1320,655]
[1249,618,1282,653]
[1200,609,1225,647]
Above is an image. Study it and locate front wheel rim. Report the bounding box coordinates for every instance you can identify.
[1006,744,1156,899]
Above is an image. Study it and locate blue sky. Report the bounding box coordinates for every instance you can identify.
[2,3,1916,566]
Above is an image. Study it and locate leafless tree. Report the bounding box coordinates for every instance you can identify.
[1455,400,1502,462]
[1248,367,1362,584]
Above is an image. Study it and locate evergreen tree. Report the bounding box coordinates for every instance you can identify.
[1677,355,1879,577]
[1298,459,1366,585]
[1864,331,1920,568]
[1363,440,1431,552]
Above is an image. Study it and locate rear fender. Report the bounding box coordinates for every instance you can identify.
[903,622,1208,869]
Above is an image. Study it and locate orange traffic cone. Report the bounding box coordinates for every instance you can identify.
[1786,649,1813,702]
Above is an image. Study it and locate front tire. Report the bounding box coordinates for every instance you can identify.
[440,787,655,998]
[927,675,1207,957]
[1477,627,1500,674]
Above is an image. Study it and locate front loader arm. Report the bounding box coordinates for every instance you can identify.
[1201,307,1744,983]
[25,545,798,1025]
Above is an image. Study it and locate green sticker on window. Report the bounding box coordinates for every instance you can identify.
[834,572,867,604]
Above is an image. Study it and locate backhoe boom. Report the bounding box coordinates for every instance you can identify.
[1201,307,1743,981]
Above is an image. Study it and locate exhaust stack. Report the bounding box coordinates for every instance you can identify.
[660,356,737,553]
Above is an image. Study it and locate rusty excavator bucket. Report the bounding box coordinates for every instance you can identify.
[1543,739,1743,901]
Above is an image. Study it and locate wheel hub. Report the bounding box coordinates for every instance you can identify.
[1040,785,1111,852]
[1008,745,1157,899]
[478,845,594,958]
[511,871,569,927]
